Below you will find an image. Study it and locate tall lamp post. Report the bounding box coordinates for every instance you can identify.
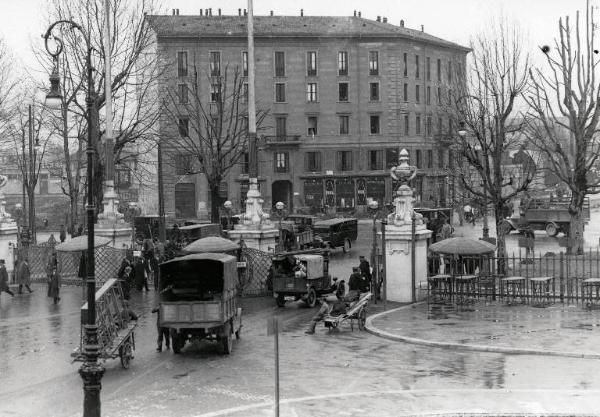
[27,104,43,244]
[43,20,104,417]
[275,201,284,250]
[367,200,380,303]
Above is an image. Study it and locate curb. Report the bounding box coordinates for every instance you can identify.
[365,302,600,360]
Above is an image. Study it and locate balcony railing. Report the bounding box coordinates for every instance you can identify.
[263,135,302,146]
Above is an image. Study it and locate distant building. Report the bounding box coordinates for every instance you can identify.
[147,11,469,218]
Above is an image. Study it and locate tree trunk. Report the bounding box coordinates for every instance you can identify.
[69,194,79,235]
[494,204,508,277]
[568,206,585,255]
[209,183,222,224]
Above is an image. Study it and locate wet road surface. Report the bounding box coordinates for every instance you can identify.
[1,221,599,416]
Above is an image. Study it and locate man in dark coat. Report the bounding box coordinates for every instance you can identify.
[152,306,170,351]
[134,257,148,291]
[59,225,67,243]
[346,266,365,301]
[17,258,33,294]
[0,259,14,297]
[358,255,372,291]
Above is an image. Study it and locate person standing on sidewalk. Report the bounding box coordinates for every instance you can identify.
[16,257,33,294]
[358,255,372,291]
[48,261,61,304]
[0,259,14,298]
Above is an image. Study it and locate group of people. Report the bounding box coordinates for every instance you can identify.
[0,255,61,304]
[305,255,372,334]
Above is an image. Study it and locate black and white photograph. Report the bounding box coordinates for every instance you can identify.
[1,0,600,416]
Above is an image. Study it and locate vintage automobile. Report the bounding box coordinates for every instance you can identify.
[271,249,331,308]
[503,196,591,237]
[312,218,358,253]
[284,214,318,232]
[159,253,242,354]
[177,223,221,242]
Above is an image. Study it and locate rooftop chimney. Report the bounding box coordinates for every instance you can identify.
[301,9,304,16]
[218,8,221,16]
[270,10,273,16]
[383,17,387,23]
[200,9,203,16]
[353,10,356,17]
[209,8,212,16]
[171,9,175,15]
[244,8,247,16]
[205,9,208,16]
[358,11,361,17]
[400,19,404,27]
[177,9,179,15]
[238,8,241,16]
[376,16,381,22]
[421,24,424,32]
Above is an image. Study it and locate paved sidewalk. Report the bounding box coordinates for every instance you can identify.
[366,300,600,359]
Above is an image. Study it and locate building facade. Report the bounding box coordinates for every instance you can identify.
[148,11,469,219]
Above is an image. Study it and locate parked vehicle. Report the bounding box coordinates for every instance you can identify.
[178,223,221,242]
[312,218,358,253]
[284,214,318,232]
[158,253,242,354]
[271,249,331,308]
[73,278,137,369]
[133,215,160,241]
[503,197,591,237]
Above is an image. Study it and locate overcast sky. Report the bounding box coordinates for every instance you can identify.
[0,0,594,77]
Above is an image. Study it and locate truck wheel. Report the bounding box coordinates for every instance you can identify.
[545,222,559,237]
[306,287,317,308]
[276,294,286,307]
[342,239,351,253]
[221,324,233,354]
[171,329,182,354]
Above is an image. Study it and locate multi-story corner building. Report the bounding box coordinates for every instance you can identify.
[147,10,469,219]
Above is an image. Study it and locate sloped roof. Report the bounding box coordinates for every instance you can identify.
[146,15,470,52]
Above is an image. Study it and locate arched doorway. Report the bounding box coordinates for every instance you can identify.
[272,180,293,211]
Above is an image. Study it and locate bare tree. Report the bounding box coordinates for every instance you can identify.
[34,0,162,226]
[161,62,268,223]
[449,18,535,269]
[8,96,55,241]
[525,1,599,254]
[0,38,19,142]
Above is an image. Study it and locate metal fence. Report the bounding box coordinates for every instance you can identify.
[239,246,272,297]
[427,249,600,305]
[14,243,127,286]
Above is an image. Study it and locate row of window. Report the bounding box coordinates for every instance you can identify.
[271,113,454,137]
[271,148,452,173]
[176,50,462,81]
[176,79,455,106]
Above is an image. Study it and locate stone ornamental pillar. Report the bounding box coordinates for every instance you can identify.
[382,149,432,302]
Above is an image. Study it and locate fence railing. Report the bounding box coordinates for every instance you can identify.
[427,250,600,305]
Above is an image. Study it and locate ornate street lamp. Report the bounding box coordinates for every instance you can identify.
[275,201,284,249]
[43,20,104,417]
[223,200,233,231]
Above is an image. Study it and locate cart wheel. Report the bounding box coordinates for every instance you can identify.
[306,287,317,308]
[342,239,351,253]
[358,307,367,331]
[276,294,286,308]
[119,340,133,369]
[222,324,233,354]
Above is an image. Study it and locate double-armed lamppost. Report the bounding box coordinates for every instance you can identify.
[43,20,104,417]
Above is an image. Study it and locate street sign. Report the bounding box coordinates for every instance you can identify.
[237,261,247,268]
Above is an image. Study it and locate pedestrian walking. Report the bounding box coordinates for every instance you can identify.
[358,255,372,290]
[16,257,33,294]
[0,259,15,298]
[152,306,170,351]
[134,256,148,292]
[46,254,57,297]
[47,234,57,246]
[524,227,535,260]
[48,262,61,304]
[117,257,133,300]
[59,224,66,243]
